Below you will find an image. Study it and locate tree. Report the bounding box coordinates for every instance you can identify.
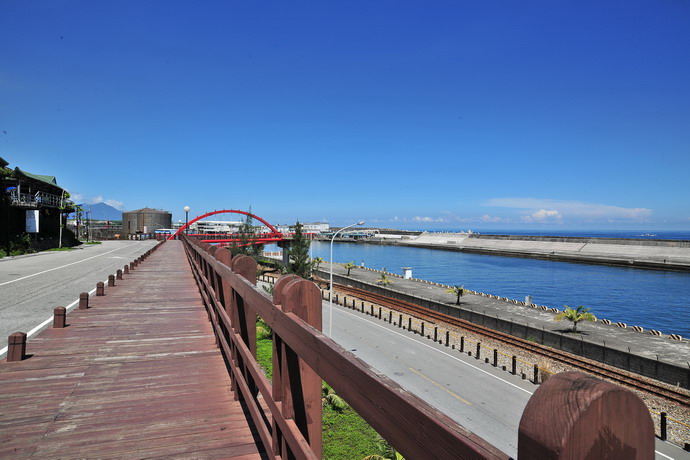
[343,261,356,276]
[289,221,312,279]
[446,285,465,305]
[312,257,324,272]
[377,274,393,287]
[230,207,264,258]
[555,305,597,332]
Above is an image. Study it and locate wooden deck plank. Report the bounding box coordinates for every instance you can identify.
[0,241,264,459]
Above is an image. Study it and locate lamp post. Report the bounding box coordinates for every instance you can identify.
[183,206,190,235]
[329,220,364,337]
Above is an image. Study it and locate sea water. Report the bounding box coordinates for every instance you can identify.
[267,235,690,337]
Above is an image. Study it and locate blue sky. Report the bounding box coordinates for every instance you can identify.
[2,1,689,230]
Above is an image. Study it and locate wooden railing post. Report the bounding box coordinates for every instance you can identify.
[518,371,654,459]
[271,274,301,455]
[215,247,237,396]
[279,277,323,458]
[79,292,89,309]
[7,332,27,362]
[53,307,66,328]
[230,255,259,397]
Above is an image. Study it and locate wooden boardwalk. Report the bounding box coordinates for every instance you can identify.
[0,241,265,459]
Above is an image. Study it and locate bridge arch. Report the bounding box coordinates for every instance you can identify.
[168,209,281,240]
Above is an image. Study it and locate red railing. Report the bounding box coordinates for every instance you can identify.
[181,235,655,460]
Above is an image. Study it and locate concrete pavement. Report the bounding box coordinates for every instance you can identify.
[320,262,690,373]
[0,240,159,356]
[322,287,690,459]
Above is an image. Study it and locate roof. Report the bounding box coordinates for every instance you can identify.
[9,167,65,195]
[125,207,171,214]
[15,168,59,186]
[0,157,8,168]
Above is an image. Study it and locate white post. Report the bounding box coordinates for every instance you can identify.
[58,189,65,248]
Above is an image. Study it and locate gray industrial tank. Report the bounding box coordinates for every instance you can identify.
[122,207,172,238]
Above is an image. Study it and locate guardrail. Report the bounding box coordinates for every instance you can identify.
[181,235,656,459]
[9,190,62,208]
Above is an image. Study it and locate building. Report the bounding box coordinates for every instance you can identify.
[122,208,172,239]
[193,220,244,234]
[275,222,330,234]
[1,157,76,252]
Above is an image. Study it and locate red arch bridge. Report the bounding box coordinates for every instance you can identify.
[167,209,309,245]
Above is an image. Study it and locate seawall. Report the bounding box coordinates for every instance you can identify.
[366,232,690,271]
[317,264,690,389]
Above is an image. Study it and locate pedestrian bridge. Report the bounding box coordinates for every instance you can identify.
[0,237,656,459]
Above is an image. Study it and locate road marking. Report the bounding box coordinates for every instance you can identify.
[0,244,140,287]
[408,367,472,405]
[0,283,101,357]
[335,305,535,395]
[335,306,677,459]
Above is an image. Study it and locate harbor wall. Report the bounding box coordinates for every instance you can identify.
[321,270,690,389]
[366,233,690,271]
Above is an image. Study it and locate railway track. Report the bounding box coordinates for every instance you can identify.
[332,283,690,409]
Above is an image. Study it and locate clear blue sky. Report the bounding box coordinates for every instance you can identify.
[2,1,689,230]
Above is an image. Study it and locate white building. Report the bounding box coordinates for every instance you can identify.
[274,222,330,234]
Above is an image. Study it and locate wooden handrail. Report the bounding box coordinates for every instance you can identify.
[182,235,507,459]
[181,235,655,460]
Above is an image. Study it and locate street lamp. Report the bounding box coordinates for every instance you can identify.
[183,206,190,235]
[329,220,364,337]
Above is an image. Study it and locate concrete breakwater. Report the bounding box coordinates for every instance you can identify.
[366,232,690,271]
[317,263,690,390]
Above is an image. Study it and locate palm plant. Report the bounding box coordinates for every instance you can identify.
[363,435,404,460]
[256,316,273,340]
[446,285,465,305]
[554,305,597,332]
[377,274,393,286]
[312,257,324,273]
[322,383,347,412]
[343,261,356,276]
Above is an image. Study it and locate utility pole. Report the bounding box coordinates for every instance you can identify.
[58,189,65,248]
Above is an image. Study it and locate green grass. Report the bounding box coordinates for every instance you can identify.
[323,405,381,460]
[255,330,383,460]
[1,249,34,257]
[47,247,74,252]
[256,337,273,380]
[85,241,102,245]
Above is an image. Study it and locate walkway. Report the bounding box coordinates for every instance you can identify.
[0,241,264,459]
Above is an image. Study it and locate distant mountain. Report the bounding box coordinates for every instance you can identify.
[73,202,123,221]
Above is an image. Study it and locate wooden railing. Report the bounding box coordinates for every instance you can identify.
[181,235,655,460]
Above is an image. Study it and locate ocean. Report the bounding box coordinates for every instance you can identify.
[267,230,690,336]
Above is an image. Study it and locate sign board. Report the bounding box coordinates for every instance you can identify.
[26,210,39,233]
[143,225,148,233]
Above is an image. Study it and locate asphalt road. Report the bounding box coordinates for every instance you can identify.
[325,299,690,460]
[2,251,686,459]
[0,240,159,354]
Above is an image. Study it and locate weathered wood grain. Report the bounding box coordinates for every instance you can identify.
[0,241,264,459]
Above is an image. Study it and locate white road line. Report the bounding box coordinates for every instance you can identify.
[0,244,139,287]
[334,304,534,395]
[335,306,678,459]
[0,283,101,357]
